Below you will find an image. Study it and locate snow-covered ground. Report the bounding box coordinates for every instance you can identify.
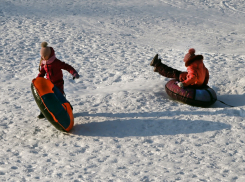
[1,0,245,181]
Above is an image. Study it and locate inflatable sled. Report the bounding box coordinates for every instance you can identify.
[31,77,74,132]
[165,80,217,107]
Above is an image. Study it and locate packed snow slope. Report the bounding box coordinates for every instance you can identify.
[1,0,245,181]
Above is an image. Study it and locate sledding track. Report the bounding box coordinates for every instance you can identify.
[220,1,245,14]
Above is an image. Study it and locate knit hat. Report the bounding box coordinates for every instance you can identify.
[183,48,195,62]
[40,42,51,59]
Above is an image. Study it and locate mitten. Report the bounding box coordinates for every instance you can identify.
[73,73,80,80]
[177,82,184,88]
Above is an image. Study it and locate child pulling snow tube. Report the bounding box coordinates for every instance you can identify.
[165,79,217,107]
[31,77,74,132]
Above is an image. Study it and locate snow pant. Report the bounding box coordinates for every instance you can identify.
[53,80,65,94]
[154,63,181,80]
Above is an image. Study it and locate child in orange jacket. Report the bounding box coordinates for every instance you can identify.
[150,48,209,88]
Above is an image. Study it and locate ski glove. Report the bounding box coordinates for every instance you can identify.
[73,73,80,80]
[177,82,184,88]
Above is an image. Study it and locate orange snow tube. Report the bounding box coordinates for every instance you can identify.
[31,77,74,132]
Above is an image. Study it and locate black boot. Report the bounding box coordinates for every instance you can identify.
[150,54,161,67]
[37,112,45,119]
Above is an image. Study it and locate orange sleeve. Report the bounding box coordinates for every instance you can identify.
[182,72,197,86]
[203,69,209,86]
[179,72,188,82]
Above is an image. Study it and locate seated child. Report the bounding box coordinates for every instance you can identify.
[150,48,209,88]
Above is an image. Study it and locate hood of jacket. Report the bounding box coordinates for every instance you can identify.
[185,55,204,67]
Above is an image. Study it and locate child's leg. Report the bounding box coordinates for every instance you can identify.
[154,63,181,80]
[150,54,181,80]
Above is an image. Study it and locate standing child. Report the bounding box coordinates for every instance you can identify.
[36,42,80,119]
[150,48,209,88]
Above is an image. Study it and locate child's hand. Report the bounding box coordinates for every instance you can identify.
[73,73,80,80]
[177,82,184,88]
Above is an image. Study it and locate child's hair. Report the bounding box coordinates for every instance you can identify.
[39,42,48,72]
[38,57,42,72]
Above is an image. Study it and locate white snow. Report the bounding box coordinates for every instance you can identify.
[1,0,245,181]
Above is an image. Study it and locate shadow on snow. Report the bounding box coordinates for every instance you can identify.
[71,112,231,137]
[214,94,245,108]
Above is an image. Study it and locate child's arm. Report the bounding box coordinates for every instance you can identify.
[59,60,79,79]
[36,65,46,78]
[179,72,188,82]
[203,69,209,86]
[182,73,197,87]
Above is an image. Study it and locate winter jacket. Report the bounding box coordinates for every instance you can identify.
[179,55,209,87]
[37,48,78,93]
